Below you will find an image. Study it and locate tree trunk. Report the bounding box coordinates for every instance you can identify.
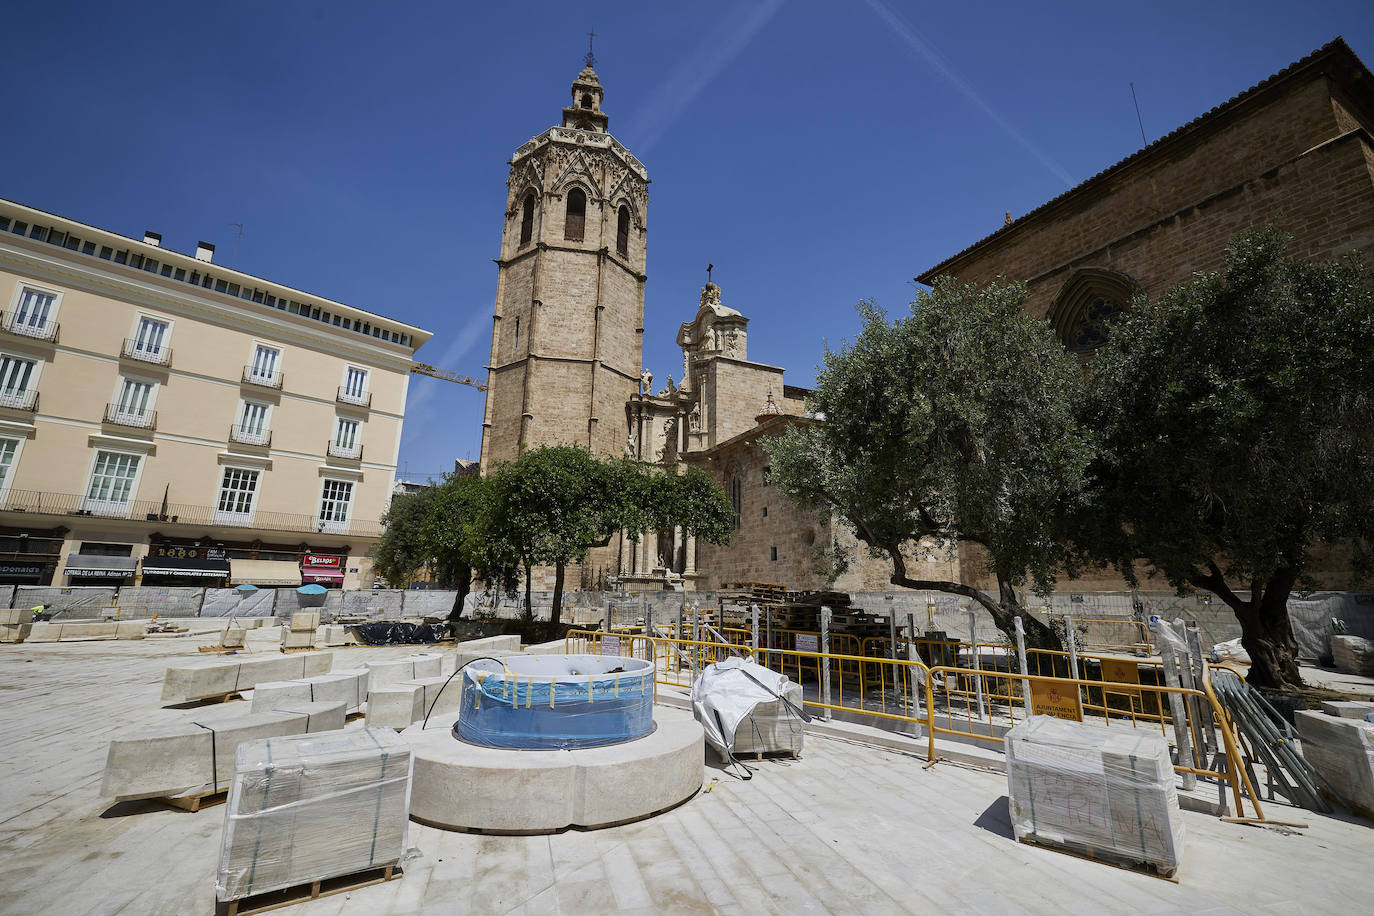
[522,563,533,620]
[1192,563,1303,690]
[551,563,565,625]
[448,564,472,624]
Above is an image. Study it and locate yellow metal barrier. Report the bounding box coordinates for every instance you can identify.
[1054,615,1153,654]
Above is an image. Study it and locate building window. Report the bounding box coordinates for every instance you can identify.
[0,354,37,410]
[616,206,630,257]
[331,418,361,458]
[762,467,771,487]
[248,344,280,384]
[340,366,369,405]
[215,467,259,525]
[513,316,520,349]
[131,316,170,361]
[519,193,535,247]
[730,476,742,531]
[769,546,778,562]
[0,437,20,496]
[318,479,353,532]
[235,401,270,445]
[1069,297,1126,352]
[114,378,155,424]
[84,451,140,514]
[564,188,586,241]
[762,506,768,518]
[9,287,58,337]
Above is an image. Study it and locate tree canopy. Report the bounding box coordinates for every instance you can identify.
[1074,228,1374,688]
[766,278,1091,648]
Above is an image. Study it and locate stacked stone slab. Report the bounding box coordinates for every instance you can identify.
[453,634,522,668]
[1297,710,1374,817]
[1320,700,1374,719]
[250,669,369,715]
[366,684,426,730]
[364,654,443,688]
[282,611,320,650]
[0,608,32,643]
[731,682,805,758]
[318,624,349,646]
[161,652,333,703]
[1331,635,1374,675]
[27,621,148,642]
[216,728,412,903]
[102,701,346,803]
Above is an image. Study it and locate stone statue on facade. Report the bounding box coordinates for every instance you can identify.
[689,401,701,431]
[625,432,636,457]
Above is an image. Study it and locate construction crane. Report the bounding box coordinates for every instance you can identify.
[409,362,487,391]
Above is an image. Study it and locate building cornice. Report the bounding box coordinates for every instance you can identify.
[0,243,418,373]
[511,127,648,181]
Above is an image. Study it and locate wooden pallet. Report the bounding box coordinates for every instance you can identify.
[1017,836,1179,882]
[161,788,227,813]
[217,862,402,916]
[198,645,243,654]
[279,645,319,653]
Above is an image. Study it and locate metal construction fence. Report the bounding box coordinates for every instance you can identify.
[564,622,1263,822]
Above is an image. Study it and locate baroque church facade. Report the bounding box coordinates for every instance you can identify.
[477,60,956,593]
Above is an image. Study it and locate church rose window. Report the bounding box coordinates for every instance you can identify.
[565,188,586,241]
[616,206,630,256]
[1069,297,1126,352]
[519,193,535,247]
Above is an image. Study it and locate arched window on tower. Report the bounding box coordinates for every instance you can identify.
[518,193,535,247]
[564,188,586,242]
[616,206,630,257]
[580,93,594,109]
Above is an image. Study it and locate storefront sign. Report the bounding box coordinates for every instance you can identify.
[1029,680,1084,722]
[301,553,347,585]
[303,554,343,568]
[0,563,44,576]
[150,545,225,560]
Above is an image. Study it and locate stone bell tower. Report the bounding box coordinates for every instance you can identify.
[478,52,650,472]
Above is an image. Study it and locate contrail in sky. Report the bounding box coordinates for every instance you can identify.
[862,0,1075,185]
[619,0,788,155]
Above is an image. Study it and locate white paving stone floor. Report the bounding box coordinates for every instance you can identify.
[1,633,1370,915]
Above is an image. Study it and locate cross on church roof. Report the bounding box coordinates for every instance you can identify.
[585,30,596,68]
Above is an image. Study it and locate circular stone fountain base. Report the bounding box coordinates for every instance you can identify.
[402,706,704,834]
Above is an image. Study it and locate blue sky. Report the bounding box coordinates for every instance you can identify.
[7,1,1372,481]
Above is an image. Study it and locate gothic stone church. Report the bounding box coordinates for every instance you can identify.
[478,40,1374,595]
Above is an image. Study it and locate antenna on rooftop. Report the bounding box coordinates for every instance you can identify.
[228,222,245,266]
[1130,82,1147,146]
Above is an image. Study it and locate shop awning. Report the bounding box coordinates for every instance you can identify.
[301,565,345,584]
[64,555,138,578]
[141,555,230,579]
[228,559,302,587]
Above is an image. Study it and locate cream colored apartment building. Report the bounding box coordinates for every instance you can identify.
[0,198,431,590]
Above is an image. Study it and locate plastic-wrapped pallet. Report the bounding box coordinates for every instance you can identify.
[1005,716,1184,876]
[216,727,412,903]
[1331,636,1374,675]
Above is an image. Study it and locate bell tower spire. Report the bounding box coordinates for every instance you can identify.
[562,38,609,133]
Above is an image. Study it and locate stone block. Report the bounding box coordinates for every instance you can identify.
[365,684,424,730]
[1321,700,1374,719]
[281,629,316,649]
[1296,710,1374,816]
[1331,635,1374,675]
[0,623,31,643]
[318,624,348,646]
[402,676,463,722]
[221,628,246,648]
[250,680,314,712]
[253,670,368,714]
[27,621,147,641]
[161,653,334,703]
[257,700,347,734]
[731,683,805,758]
[364,654,442,689]
[0,608,33,626]
[102,709,315,802]
[290,611,321,631]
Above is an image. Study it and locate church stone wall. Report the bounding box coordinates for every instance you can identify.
[702,360,785,446]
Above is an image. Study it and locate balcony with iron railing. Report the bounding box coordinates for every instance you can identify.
[242,366,284,389]
[0,388,38,412]
[336,386,371,408]
[0,311,60,344]
[0,487,381,538]
[103,403,156,430]
[120,338,172,367]
[228,424,272,448]
[326,440,363,460]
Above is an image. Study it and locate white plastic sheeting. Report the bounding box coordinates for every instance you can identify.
[1297,710,1374,815]
[1005,716,1185,877]
[691,657,803,757]
[217,727,412,902]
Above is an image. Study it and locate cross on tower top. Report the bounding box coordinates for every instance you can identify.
[585,30,596,68]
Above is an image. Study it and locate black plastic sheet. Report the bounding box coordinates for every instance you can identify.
[345,622,447,645]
